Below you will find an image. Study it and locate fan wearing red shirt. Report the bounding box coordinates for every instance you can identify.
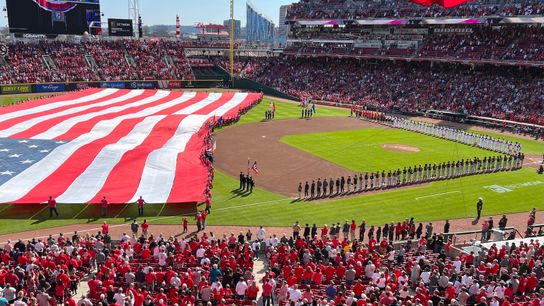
[146,269,156,291]
[55,281,66,303]
[353,280,365,298]
[246,283,259,300]
[201,211,207,229]
[101,222,109,235]
[48,196,59,218]
[213,286,225,303]
[100,196,108,216]
[262,279,273,306]
[350,220,357,240]
[141,220,149,237]
[65,293,77,306]
[135,196,146,217]
[321,225,329,238]
[525,273,538,293]
[445,283,456,301]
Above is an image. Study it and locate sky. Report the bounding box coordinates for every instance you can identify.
[0,0,296,27]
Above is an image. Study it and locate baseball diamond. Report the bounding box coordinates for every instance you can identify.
[0,1,543,305]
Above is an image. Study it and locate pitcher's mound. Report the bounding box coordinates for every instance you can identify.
[382,144,421,153]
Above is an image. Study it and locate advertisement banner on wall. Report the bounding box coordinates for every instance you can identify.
[100,81,125,89]
[1,84,32,94]
[168,80,182,89]
[158,80,183,89]
[35,83,66,93]
[126,81,157,89]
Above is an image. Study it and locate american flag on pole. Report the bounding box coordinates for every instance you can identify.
[251,161,259,174]
[0,88,261,204]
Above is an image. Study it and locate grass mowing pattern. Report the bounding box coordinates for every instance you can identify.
[0,97,541,234]
[281,128,494,172]
[207,168,543,227]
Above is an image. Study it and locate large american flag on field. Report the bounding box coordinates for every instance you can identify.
[0,88,261,204]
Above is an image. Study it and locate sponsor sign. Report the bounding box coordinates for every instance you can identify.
[35,83,65,92]
[158,80,183,89]
[108,18,133,37]
[127,81,156,89]
[100,81,125,89]
[168,80,182,89]
[1,84,32,94]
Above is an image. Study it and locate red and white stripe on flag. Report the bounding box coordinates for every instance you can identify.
[0,89,261,204]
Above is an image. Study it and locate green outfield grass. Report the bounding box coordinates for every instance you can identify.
[0,97,541,235]
[0,94,53,106]
[1,167,541,235]
[281,128,494,172]
[231,98,349,127]
[207,168,543,227]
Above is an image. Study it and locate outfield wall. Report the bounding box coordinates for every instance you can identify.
[0,79,223,95]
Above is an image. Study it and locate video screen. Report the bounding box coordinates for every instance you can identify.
[7,0,102,35]
[108,18,134,37]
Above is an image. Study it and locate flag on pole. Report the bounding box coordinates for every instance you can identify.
[251,161,259,174]
[176,15,181,38]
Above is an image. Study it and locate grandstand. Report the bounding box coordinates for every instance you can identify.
[0,0,542,306]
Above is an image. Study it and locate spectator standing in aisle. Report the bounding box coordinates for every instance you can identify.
[131,220,139,236]
[141,219,149,237]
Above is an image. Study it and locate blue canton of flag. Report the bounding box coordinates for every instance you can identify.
[0,138,66,185]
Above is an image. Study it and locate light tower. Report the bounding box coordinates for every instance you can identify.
[229,0,235,85]
[128,0,140,38]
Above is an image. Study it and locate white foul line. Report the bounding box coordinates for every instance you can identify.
[415,191,461,200]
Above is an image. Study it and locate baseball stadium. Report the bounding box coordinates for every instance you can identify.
[0,0,542,305]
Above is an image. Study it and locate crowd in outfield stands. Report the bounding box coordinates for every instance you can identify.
[246,58,544,125]
[0,41,193,84]
[0,209,541,306]
[287,27,544,63]
[286,0,544,20]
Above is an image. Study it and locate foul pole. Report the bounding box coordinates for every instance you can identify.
[230,0,235,86]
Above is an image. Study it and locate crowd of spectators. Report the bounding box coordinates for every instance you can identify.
[286,0,544,20]
[244,57,544,125]
[0,40,194,84]
[1,208,541,306]
[265,217,544,306]
[286,26,544,63]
